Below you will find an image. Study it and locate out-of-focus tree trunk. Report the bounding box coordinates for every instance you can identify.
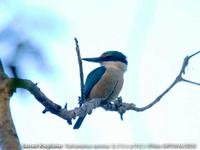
[0,62,21,150]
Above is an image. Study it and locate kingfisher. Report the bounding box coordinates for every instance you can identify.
[73,51,128,129]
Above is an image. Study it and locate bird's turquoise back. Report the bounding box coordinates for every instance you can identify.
[84,66,106,99]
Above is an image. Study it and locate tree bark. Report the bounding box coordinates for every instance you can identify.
[0,78,21,149]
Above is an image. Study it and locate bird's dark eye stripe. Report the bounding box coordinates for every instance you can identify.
[100,51,127,64]
[103,56,127,64]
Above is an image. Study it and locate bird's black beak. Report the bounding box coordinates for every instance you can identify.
[82,57,104,63]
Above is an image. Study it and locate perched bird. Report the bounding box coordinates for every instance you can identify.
[73,51,128,129]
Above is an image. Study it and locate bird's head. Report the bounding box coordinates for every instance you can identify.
[82,51,128,71]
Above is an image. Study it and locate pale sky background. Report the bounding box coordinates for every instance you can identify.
[0,0,200,149]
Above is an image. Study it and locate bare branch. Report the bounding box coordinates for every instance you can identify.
[11,79,61,113]
[11,78,103,124]
[74,38,85,106]
[131,79,178,112]
[129,52,189,112]
[8,49,200,128]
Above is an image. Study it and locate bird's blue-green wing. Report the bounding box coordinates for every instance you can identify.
[74,66,106,129]
[84,66,106,98]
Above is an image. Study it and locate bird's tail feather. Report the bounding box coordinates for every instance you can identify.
[73,115,86,129]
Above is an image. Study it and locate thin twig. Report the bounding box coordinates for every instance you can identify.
[128,52,189,112]
[188,50,200,59]
[74,38,85,106]
[182,78,200,86]
[131,79,178,112]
